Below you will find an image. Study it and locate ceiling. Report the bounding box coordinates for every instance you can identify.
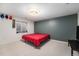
[0,3,79,21]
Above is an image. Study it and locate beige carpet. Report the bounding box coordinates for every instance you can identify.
[0,39,78,56]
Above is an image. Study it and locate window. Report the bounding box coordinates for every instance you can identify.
[16,21,27,33]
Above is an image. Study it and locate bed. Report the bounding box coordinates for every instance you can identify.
[22,33,50,47]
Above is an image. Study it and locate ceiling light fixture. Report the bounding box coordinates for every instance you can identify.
[29,8,40,16]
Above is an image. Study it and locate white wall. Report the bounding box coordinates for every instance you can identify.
[0,19,17,45]
[0,17,34,45]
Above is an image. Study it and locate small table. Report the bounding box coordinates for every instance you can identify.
[68,40,79,56]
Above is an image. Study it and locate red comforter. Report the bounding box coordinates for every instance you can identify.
[22,33,49,46]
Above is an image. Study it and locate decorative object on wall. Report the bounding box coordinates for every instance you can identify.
[9,16,12,20]
[5,14,8,19]
[12,19,15,28]
[0,13,13,20]
[0,14,4,19]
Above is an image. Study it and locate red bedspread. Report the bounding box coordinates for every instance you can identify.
[22,33,49,46]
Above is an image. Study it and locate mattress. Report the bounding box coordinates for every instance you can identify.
[22,33,50,46]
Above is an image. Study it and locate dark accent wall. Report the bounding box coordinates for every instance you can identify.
[34,14,77,42]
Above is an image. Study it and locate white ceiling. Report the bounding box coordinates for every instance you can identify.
[0,3,79,21]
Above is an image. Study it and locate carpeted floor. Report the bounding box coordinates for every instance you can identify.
[0,39,78,56]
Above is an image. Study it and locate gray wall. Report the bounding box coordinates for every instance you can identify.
[34,14,77,42]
